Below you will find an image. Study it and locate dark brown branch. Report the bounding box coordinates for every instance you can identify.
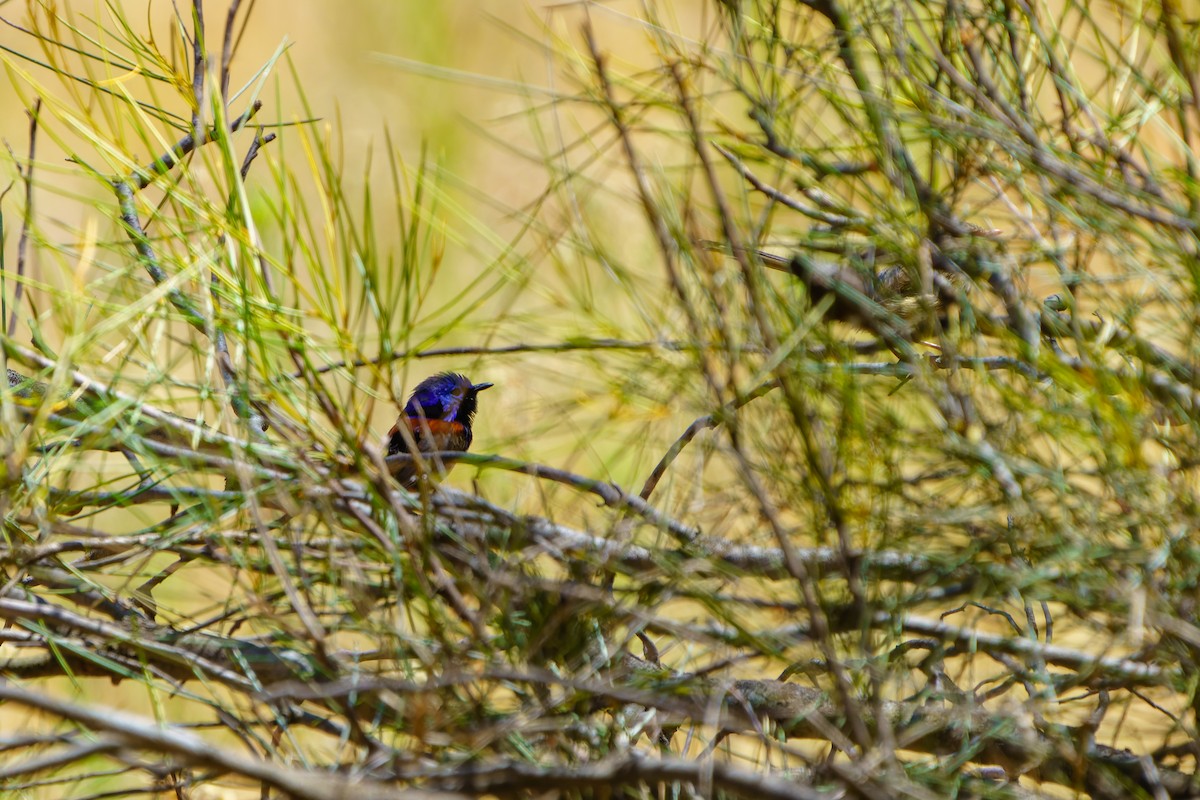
[125,100,262,192]
[220,0,245,103]
[6,98,39,338]
[238,127,276,180]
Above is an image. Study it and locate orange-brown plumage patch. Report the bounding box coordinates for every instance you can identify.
[391,417,467,440]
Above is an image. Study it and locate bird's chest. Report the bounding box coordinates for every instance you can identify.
[391,417,472,455]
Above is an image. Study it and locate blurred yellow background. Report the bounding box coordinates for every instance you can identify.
[0,1,717,499]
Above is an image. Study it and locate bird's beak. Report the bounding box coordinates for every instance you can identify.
[472,382,494,393]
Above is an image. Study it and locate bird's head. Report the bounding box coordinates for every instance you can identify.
[403,372,493,424]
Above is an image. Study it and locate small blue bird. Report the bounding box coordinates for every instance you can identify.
[386,372,492,486]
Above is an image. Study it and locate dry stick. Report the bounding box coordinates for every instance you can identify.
[23,565,140,623]
[26,474,942,588]
[0,347,317,529]
[126,101,261,194]
[581,30,756,662]
[583,12,862,745]
[2,340,285,458]
[115,167,353,717]
[802,0,937,218]
[7,98,39,338]
[431,486,943,584]
[189,39,256,433]
[583,25,742,601]
[243,489,358,741]
[583,23,848,718]
[877,611,1162,685]
[0,596,259,689]
[0,534,1172,793]
[265,662,1183,798]
[329,653,1180,797]
[1,368,263,497]
[749,108,876,177]
[193,1,268,438]
[0,650,1182,800]
[239,128,275,179]
[0,593,333,694]
[640,380,777,500]
[993,0,1153,200]
[1161,0,1200,206]
[751,249,1197,401]
[0,559,1163,689]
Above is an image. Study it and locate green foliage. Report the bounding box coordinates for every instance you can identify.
[1,1,1200,799]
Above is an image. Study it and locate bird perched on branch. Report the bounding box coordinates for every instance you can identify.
[386,372,493,487]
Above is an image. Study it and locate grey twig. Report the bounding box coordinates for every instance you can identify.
[304,339,755,377]
[390,451,701,543]
[713,141,862,228]
[640,380,778,500]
